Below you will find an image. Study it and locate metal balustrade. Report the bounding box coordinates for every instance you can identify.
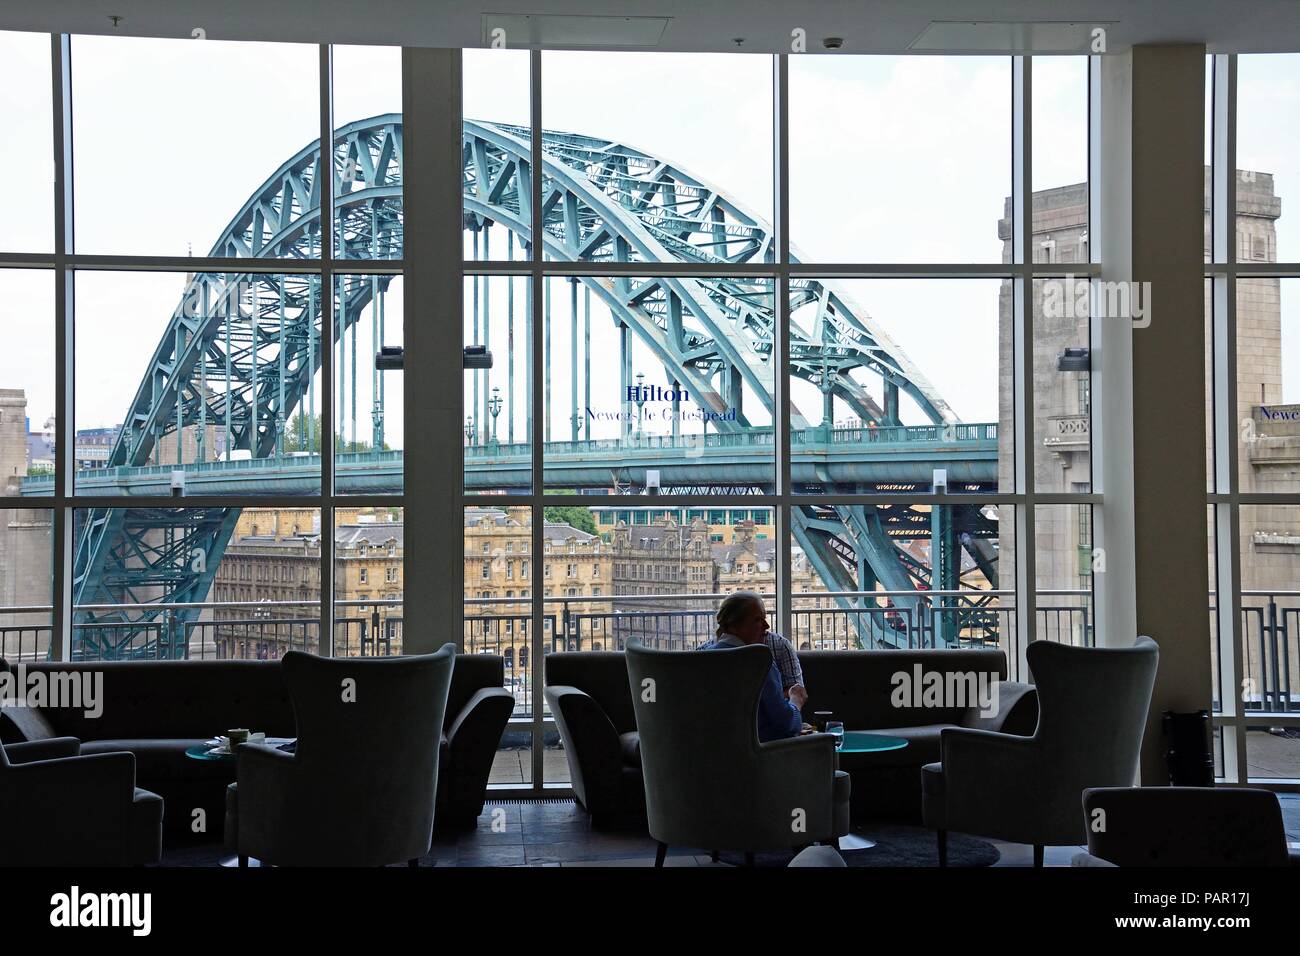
[10,590,1294,712]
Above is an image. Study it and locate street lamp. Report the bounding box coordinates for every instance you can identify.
[818,357,835,441]
[488,387,502,447]
[464,415,475,446]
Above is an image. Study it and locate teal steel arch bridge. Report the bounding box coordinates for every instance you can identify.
[25,114,1002,657]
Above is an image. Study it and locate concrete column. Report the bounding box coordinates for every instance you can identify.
[1100,46,1213,783]
[403,48,464,654]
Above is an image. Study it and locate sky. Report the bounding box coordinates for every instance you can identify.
[1,34,1296,469]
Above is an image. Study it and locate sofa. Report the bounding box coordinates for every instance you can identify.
[801,648,1038,821]
[0,653,513,840]
[545,647,1036,827]
[544,652,646,827]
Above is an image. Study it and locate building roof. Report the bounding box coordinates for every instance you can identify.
[336,523,404,550]
[26,433,54,463]
[712,536,776,572]
[543,521,595,544]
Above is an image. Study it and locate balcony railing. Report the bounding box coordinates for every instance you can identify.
[5,590,1292,713]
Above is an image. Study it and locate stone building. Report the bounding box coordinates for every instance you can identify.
[210,507,404,659]
[0,389,53,658]
[996,171,1297,696]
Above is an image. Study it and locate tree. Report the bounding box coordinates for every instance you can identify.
[283,413,390,454]
[544,505,596,536]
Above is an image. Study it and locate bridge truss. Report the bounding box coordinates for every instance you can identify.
[67,114,995,657]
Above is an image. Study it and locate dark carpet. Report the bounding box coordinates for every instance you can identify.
[720,826,1000,868]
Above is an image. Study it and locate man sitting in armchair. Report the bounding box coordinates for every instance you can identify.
[699,591,806,742]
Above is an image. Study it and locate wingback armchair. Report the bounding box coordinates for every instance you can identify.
[625,640,850,862]
[1,736,163,866]
[922,636,1159,866]
[227,645,455,867]
[1074,787,1300,867]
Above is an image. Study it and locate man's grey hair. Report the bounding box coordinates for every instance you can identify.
[716,590,764,637]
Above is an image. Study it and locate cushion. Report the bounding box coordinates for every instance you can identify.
[130,788,164,865]
[79,738,237,783]
[0,705,58,744]
[920,761,946,829]
[618,731,642,768]
[224,783,239,853]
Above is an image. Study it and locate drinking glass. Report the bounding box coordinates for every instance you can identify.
[827,721,845,750]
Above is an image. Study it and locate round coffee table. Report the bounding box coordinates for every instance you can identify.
[184,741,293,866]
[834,732,909,851]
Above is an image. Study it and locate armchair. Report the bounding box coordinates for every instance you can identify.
[625,640,849,862]
[922,636,1158,866]
[228,645,455,866]
[1074,787,1300,867]
[0,736,163,866]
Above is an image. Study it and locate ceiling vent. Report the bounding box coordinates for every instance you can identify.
[481,13,670,49]
[909,20,1117,54]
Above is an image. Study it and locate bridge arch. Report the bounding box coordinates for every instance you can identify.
[69,114,985,657]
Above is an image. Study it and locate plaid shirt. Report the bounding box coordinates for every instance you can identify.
[763,631,804,690]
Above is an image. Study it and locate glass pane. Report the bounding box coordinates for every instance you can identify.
[1239,504,1300,717]
[0,31,53,252]
[334,505,403,656]
[542,51,773,263]
[1033,279,1092,494]
[333,45,402,260]
[534,503,773,654]
[1205,53,1213,265]
[1238,278,1300,494]
[1237,54,1299,263]
[1209,504,1222,714]
[545,275,774,495]
[1034,504,1094,646]
[74,271,323,496]
[1206,277,1216,493]
[72,506,321,660]
[1,270,54,496]
[464,275,530,494]
[790,56,1010,263]
[464,505,534,786]
[1032,56,1089,264]
[72,36,320,258]
[464,506,534,713]
[0,506,53,661]
[791,502,1013,659]
[463,48,531,263]
[791,279,1005,495]
[1246,729,1300,780]
[335,274,402,493]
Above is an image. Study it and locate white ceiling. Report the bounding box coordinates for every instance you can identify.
[5,0,1299,53]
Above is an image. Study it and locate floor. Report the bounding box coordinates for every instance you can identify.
[161,794,1300,867]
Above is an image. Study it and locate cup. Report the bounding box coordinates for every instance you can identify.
[227,728,250,751]
[813,710,835,733]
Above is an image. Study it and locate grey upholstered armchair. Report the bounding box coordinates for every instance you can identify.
[625,640,850,863]
[922,635,1158,866]
[0,736,163,866]
[1073,787,1300,867]
[226,645,455,867]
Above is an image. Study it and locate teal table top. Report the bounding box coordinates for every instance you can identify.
[838,731,910,754]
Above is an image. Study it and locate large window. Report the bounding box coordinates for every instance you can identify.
[459,49,1098,793]
[0,34,403,662]
[1207,54,1300,783]
[0,34,1112,797]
